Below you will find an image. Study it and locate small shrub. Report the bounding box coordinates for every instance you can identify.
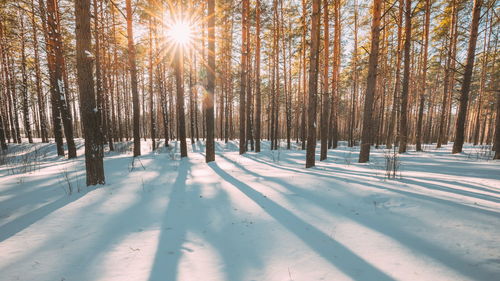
[384,147,401,179]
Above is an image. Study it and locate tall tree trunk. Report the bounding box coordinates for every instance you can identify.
[125,0,141,157]
[320,0,329,161]
[239,0,248,154]
[329,0,341,150]
[416,0,430,151]
[398,0,412,154]
[46,0,76,158]
[358,0,382,163]
[31,0,48,143]
[386,0,403,149]
[205,0,215,162]
[349,0,358,148]
[494,91,500,159]
[452,0,483,154]
[149,18,156,151]
[437,0,457,148]
[300,0,307,150]
[19,13,33,143]
[255,0,262,153]
[75,0,105,185]
[306,0,320,168]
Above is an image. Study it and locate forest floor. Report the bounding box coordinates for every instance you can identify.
[0,139,499,281]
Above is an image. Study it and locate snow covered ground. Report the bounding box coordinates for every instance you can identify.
[0,139,499,281]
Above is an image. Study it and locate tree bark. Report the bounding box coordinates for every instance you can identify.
[255,0,262,153]
[416,0,430,151]
[306,0,321,168]
[125,0,141,157]
[320,0,329,161]
[398,0,412,154]
[239,0,248,154]
[359,0,382,163]
[75,0,105,185]
[452,0,483,154]
[205,0,215,162]
[46,0,76,158]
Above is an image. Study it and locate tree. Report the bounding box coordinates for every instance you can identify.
[75,0,105,185]
[46,0,77,158]
[398,0,412,154]
[19,12,33,144]
[306,0,320,168]
[416,0,431,152]
[255,0,262,153]
[205,0,215,162]
[452,0,483,154]
[125,0,141,157]
[31,0,48,143]
[320,0,329,161]
[239,0,248,155]
[359,0,382,163]
[494,91,500,159]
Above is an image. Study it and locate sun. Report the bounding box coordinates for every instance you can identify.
[166,21,193,47]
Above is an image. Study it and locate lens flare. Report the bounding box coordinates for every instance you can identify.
[166,21,192,46]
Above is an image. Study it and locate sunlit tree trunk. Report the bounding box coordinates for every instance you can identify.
[239,0,249,154]
[349,0,358,148]
[306,0,320,168]
[46,0,76,158]
[329,0,341,150]
[398,0,411,154]
[255,0,262,153]
[31,0,48,143]
[205,0,215,162]
[75,0,105,185]
[19,13,33,144]
[386,0,403,149]
[416,0,430,151]
[320,0,329,161]
[125,0,141,157]
[359,0,382,163]
[452,0,483,154]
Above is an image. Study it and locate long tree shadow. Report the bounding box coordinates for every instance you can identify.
[0,153,135,242]
[148,158,190,281]
[243,154,500,217]
[149,154,270,281]
[221,155,500,280]
[208,162,396,281]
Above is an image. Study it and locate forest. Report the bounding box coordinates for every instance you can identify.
[0,0,499,280]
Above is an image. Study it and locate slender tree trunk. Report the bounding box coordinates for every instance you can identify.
[75,0,105,185]
[320,0,329,161]
[239,0,249,154]
[329,0,341,150]
[306,0,320,168]
[31,0,48,143]
[386,0,403,149]
[300,0,307,150]
[19,13,33,143]
[349,0,359,148]
[255,0,262,152]
[149,18,156,151]
[416,0,430,151]
[205,0,215,162]
[125,0,141,157]
[359,0,382,163]
[452,0,483,154]
[46,0,76,158]
[494,91,500,159]
[398,0,412,154]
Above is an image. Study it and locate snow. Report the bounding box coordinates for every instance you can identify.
[57,79,65,97]
[85,50,94,58]
[0,140,499,281]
